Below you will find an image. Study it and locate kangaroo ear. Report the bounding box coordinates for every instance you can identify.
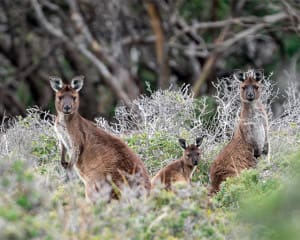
[49,76,63,92]
[233,70,245,82]
[254,69,264,82]
[178,139,187,149]
[71,75,84,92]
[195,137,203,147]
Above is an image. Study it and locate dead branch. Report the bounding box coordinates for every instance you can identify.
[30,0,132,107]
[217,12,287,52]
[192,26,230,96]
[145,1,170,89]
[172,16,255,41]
[191,12,287,96]
[67,0,140,99]
[66,0,101,53]
[121,35,155,46]
[281,0,300,34]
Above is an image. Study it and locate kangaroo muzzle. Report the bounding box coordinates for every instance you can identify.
[192,158,199,166]
[63,105,72,114]
[246,86,255,101]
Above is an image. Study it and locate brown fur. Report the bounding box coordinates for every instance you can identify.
[209,70,269,194]
[151,139,202,190]
[50,76,151,202]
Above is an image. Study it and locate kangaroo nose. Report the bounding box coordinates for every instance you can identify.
[63,105,71,113]
[193,159,199,165]
[247,93,254,100]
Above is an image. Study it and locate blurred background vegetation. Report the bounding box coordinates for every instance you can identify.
[1,1,300,239]
[0,0,299,121]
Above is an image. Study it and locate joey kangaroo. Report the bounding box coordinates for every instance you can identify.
[49,76,151,202]
[209,69,269,194]
[151,137,203,190]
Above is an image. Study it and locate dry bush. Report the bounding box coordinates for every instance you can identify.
[0,71,299,239]
[0,107,53,159]
[95,85,212,175]
[1,72,298,180]
[0,107,67,185]
[96,85,200,137]
[95,74,282,176]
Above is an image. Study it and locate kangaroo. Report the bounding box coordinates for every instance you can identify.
[49,76,151,202]
[209,69,269,194]
[151,137,203,190]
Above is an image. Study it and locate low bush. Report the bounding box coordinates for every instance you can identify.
[0,76,299,239]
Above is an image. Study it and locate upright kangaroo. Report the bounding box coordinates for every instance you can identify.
[151,137,203,190]
[209,70,269,194]
[49,76,151,201]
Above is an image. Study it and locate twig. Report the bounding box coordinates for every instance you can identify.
[172,16,256,41]
[216,12,287,52]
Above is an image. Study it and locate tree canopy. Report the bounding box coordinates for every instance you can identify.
[0,0,299,120]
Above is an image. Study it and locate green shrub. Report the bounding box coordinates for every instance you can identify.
[235,150,300,240]
[31,134,58,166]
[125,131,183,175]
[214,169,280,209]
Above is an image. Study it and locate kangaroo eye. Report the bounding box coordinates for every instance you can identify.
[72,96,76,101]
[58,96,63,101]
[242,87,246,90]
[254,86,259,90]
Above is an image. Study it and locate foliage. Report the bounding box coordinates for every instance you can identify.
[234,150,300,240]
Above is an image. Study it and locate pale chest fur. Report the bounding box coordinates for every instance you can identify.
[54,118,74,157]
[55,121,87,183]
[242,105,266,151]
[190,166,197,180]
[180,163,196,182]
[172,165,196,184]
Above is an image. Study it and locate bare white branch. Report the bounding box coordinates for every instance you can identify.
[30,0,132,106]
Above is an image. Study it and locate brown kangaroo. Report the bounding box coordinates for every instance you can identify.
[209,69,269,194]
[49,76,151,202]
[151,137,203,190]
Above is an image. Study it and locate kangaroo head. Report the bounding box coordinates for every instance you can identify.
[234,69,263,103]
[49,76,84,115]
[178,137,203,167]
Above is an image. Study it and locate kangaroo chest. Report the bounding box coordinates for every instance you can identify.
[180,162,195,181]
[243,107,266,150]
[190,166,197,179]
[54,119,74,157]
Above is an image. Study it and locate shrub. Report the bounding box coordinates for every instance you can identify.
[234,150,300,240]
[0,73,299,239]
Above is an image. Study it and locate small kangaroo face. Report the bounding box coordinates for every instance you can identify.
[178,137,203,167]
[49,76,84,115]
[240,80,261,102]
[56,88,79,114]
[234,70,263,102]
[184,146,201,166]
